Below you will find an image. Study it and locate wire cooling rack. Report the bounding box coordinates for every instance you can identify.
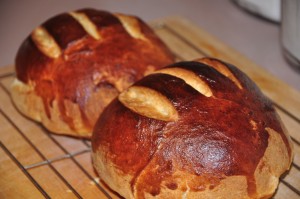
[1,18,300,198]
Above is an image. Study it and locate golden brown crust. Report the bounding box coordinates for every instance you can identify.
[92,58,293,198]
[11,8,175,137]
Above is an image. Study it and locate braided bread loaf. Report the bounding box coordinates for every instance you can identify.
[92,58,293,199]
[11,8,174,137]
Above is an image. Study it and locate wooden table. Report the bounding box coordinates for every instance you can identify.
[1,17,299,199]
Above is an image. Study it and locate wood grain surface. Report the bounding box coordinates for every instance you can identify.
[0,17,299,199]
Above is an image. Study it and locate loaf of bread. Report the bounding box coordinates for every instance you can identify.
[11,8,175,137]
[92,58,293,199]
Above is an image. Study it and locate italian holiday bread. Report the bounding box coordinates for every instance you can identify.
[92,58,293,199]
[11,8,175,137]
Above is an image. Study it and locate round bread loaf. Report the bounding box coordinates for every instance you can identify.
[92,58,293,199]
[11,8,175,137]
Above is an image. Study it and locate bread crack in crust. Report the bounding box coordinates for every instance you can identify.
[69,11,101,40]
[153,67,213,97]
[31,26,62,59]
[197,57,242,89]
[119,86,178,122]
[11,8,175,138]
[92,58,293,199]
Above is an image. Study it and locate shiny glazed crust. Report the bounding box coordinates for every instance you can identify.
[92,58,293,199]
[11,8,175,137]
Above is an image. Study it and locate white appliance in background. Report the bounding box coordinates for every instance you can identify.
[233,0,281,22]
[281,0,300,68]
[234,0,300,69]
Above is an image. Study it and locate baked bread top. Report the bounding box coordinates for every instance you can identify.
[92,58,293,199]
[11,8,175,137]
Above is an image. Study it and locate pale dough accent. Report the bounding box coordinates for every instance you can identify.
[154,67,213,97]
[182,181,190,199]
[197,58,243,89]
[92,150,135,199]
[119,86,178,122]
[134,167,250,199]
[69,11,101,40]
[114,13,147,41]
[31,26,62,58]
[254,127,292,198]
[10,78,102,137]
[250,120,257,130]
[143,65,156,77]
[11,78,42,122]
